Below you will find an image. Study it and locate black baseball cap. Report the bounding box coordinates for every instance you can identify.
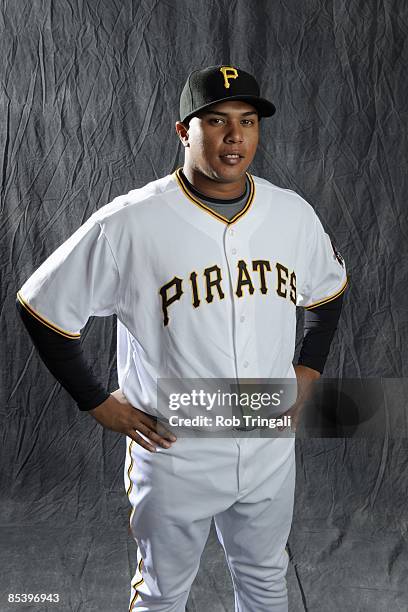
[179,65,276,124]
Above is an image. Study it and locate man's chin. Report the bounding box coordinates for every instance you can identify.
[209,164,249,183]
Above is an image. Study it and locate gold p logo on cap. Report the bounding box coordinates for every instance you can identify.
[220,66,238,89]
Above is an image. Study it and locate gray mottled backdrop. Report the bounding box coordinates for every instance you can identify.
[1,1,407,611]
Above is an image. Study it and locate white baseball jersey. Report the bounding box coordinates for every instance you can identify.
[18,170,347,417]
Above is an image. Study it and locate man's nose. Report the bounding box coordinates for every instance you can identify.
[224,122,244,143]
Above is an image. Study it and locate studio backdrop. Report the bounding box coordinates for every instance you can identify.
[1,1,407,611]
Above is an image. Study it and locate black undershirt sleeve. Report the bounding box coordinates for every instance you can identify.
[297,293,344,374]
[16,300,110,411]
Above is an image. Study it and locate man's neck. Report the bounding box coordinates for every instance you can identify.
[182,166,247,200]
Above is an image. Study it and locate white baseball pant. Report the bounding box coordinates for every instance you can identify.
[125,430,296,612]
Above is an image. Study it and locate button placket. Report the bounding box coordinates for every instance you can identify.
[224,225,254,376]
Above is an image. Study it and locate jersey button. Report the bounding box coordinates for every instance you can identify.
[232,248,237,255]
[240,315,245,322]
[229,228,234,236]
[243,361,249,368]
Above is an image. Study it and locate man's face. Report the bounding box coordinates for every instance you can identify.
[180,100,260,184]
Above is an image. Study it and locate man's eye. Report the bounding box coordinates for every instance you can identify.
[242,119,254,125]
[210,118,224,125]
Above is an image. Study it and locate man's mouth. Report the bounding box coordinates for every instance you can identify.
[220,153,244,164]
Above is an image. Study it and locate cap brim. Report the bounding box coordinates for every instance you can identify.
[181,95,276,123]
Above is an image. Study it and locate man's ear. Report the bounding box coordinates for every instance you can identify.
[175,121,189,147]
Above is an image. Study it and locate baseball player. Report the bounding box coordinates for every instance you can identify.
[17,65,347,611]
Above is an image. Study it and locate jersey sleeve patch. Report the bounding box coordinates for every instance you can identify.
[331,238,345,268]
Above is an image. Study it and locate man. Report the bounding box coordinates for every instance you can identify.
[17,65,347,611]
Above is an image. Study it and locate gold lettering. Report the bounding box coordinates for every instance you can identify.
[276,263,288,298]
[289,271,297,305]
[236,260,255,298]
[189,271,200,308]
[219,66,238,89]
[204,265,225,303]
[252,260,271,294]
[159,277,183,326]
